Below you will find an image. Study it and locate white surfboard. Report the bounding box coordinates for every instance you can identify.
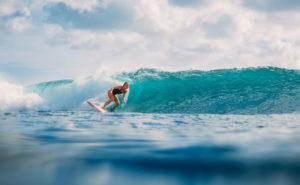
[87,101,107,113]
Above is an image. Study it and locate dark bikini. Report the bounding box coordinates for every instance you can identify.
[112,88,122,95]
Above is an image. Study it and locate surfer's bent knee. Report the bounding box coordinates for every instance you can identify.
[114,97,120,105]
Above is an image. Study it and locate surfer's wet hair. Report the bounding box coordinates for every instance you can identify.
[123,82,129,86]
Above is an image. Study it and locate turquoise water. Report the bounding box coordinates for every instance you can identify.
[1,67,300,185]
[119,67,300,114]
[26,67,300,114]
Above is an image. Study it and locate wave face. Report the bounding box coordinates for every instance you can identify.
[119,67,300,114]
[23,67,300,114]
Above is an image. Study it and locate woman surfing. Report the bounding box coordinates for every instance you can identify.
[87,82,129,112]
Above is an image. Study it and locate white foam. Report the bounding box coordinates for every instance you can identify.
[26,72,123,111]
[0,79,43,112]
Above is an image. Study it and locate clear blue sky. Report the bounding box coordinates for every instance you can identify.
[0,0,300,84]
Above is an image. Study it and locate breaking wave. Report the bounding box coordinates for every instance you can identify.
[1,67,300,114]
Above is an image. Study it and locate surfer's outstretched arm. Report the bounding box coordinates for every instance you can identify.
[122,91,127,104]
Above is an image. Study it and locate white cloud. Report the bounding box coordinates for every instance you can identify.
[38,0,300,71]
[44,24,144,49]
[46,0,109,12]
[0,1,32,32]
[133,0,194,33]
[0,0,32,16]
[7,16,31,32]
[0,0,16,16]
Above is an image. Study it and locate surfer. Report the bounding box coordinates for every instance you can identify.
[101,82,129,112]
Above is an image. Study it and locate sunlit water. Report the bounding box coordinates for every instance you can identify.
[1,112,300,185]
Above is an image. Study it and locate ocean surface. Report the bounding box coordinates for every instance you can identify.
[1,67,300,185]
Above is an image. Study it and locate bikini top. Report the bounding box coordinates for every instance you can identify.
[112,88,122,95]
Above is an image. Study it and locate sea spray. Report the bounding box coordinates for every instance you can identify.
[26,74,120,111]
[0,79,43,112]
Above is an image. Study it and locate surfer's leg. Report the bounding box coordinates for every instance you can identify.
[102,99,113,109]
[102,92,114,109]
[111,96,120,111]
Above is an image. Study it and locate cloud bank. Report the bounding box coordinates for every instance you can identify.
[0,0,300,83]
